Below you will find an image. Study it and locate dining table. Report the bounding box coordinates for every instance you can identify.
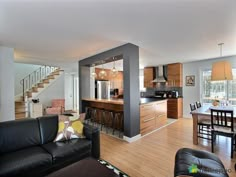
[191,104,236,145]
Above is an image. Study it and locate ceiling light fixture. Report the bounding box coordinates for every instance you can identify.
[110,57,118,78]
[211,43,233,81]
[98,61,107,79]
[91,64,97,79]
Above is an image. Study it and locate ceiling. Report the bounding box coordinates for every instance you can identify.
[0,0,236,70]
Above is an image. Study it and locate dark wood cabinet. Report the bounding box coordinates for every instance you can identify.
[167,98,183,119]
[167,63,183,87]
[144,67,155,88]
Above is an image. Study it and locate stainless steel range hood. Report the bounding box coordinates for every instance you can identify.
[152,65,167,83]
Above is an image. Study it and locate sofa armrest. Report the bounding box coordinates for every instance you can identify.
[83,123,100,159]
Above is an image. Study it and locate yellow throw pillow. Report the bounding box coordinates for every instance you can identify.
[54,115,85,142]
[54,115,70,142]
[66,119,85,139]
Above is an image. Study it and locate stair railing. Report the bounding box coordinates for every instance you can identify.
[20,66,59,101]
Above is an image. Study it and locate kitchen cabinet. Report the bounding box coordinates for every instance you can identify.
[167,63,183,87]
[144,67,155,88]
[95,68,123,92]
[140,100,167,135]
[167,98,183,119]
[155,101,168,128]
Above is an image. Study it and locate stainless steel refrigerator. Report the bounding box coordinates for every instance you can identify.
[95,80,110,99]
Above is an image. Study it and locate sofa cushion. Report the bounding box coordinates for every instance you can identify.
[0,118,41,154]
[0,146,52,177]
[42,139,91,164]
[37,115,58,144]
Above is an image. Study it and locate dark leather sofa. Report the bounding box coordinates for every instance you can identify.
[0,115,100,177]
[174,148,229,177]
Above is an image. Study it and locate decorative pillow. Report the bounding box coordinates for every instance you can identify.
[54,115,70,142]
[66,119,85,139]
[54,115,85,142]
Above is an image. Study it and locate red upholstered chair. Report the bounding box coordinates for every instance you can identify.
[45,99,65,115]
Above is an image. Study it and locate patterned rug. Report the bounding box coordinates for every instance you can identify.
[98,159,129,177]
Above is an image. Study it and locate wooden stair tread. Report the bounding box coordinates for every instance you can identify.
[15,101,25,103]
[15,111,27,114]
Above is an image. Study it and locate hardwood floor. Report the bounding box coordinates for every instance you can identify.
[100,118,236,177]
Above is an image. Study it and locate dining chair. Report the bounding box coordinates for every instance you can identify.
[190,102,211,141]
[210,108,235,158]
[195,101,201,108]
[190,103,196,111]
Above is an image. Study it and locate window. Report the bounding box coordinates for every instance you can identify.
[202,69,236,105]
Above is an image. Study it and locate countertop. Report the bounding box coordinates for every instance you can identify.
[83,97,168,105]
[82,98,124,105]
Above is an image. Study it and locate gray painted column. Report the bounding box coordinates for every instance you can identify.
[78,43,140,138]
[123,46,140,137]
[0,46,15,122]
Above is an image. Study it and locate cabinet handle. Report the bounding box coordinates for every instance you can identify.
[143,117,155,122]
[157,114,166,118]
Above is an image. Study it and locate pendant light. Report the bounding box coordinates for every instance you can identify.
[98,61,107,79]
[110,57,118,78]
[90,64,97,79]
[211,43,233,81]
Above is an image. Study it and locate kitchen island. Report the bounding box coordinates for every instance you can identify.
[140,99,167,135]
[82,98,123,112]
[82,98,167,136]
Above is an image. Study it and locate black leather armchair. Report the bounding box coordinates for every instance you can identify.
[0,115,100,177]
[174,148,229,177]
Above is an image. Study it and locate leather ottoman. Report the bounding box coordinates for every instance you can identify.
[174,148,229,177]
[46,158,119,177]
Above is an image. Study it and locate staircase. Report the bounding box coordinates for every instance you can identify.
[15,66,64,119]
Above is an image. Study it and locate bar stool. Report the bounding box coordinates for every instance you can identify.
[101,109,113,132]
[112,111,124,137]
[84,107,92,124]
[85,107,97,126]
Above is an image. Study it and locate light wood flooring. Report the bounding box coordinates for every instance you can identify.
[100,118,236,177]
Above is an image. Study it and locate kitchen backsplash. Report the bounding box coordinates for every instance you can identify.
[141,87,183,97]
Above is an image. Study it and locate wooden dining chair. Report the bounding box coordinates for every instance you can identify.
[190,103,196,111]
[195,101,201,108]
[190,102,211,141]
[210,108,235,158]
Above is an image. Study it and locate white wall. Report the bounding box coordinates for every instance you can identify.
[183,55,236,118]
[0,47,15,122]
[36,73,65,110]
[64,73,80,111]
[14,63,41,96]
[64,73,73,110]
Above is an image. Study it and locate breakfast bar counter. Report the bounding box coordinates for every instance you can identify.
[82,98,123,105]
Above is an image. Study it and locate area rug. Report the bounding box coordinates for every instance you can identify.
[98,159,129,177]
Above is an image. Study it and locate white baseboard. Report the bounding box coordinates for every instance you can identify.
[123,134,141,143]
